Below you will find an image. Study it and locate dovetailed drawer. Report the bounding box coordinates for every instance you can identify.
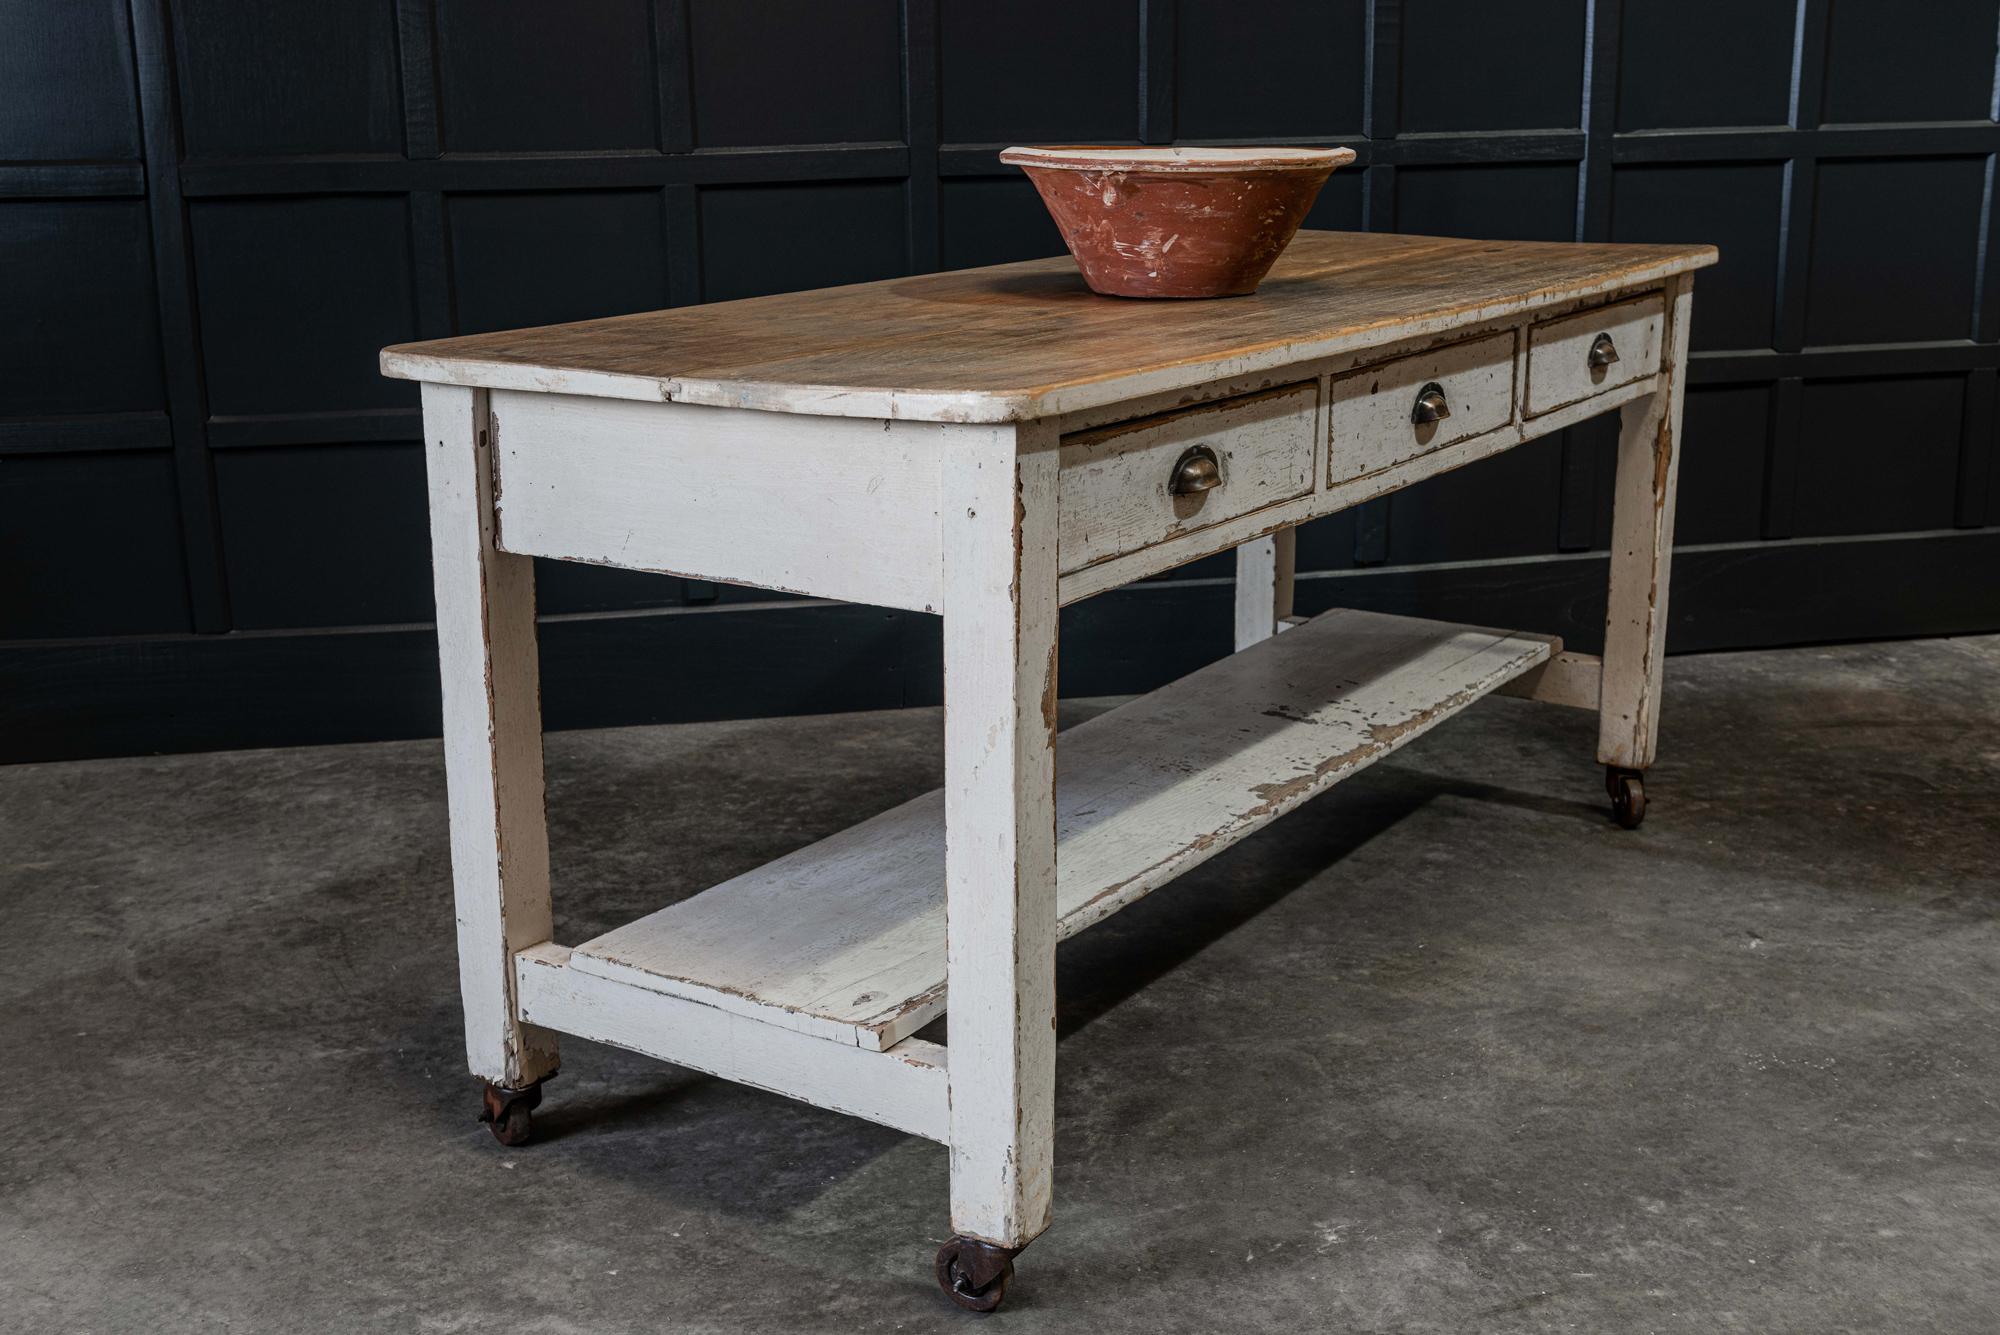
[1525,294,1665,416]
[1327,331,1517,486]
[1058,381,1319,574]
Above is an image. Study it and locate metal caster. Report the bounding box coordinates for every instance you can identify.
[1606,765,1646,829]
[478,1078,548,1147]
[935,1236,1018,1313]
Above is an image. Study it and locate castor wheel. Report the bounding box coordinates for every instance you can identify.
[478,1078,547,1147]
[1606,766,1647,829]
[935,1236,1018,1313]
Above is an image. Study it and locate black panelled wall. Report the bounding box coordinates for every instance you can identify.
[4,0,1998,761]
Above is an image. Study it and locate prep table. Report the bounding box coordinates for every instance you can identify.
[380,229,1716,1311]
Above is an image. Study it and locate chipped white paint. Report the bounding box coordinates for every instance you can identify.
[1526,292,1666,416]
[489,389,945,612]
[937,420,1061,1247]
[400,244,1704,1270]
[422,384,559,1088]
[1061,372,1660,605]
[1328,330,1517,486]
[514,944,949,1142]
[1600,277,1694,768]
[1058,382,1317,574]
[570,608,1555,1056]
[1498,650,1603,711]
[1233,527,1296,651]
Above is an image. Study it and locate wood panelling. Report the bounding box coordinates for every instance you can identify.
[172,0,402,158]
[1611,164,1784,352]
[532,561,685,617]
[1820,0,2000,125]
[1616,1,1795,132]
[1395,165,1579,242]
[0,0,141,160]
[1795,377,1966,537]
[1675,386,1772,546]
[0,452,191,638]
[1398,0,1586,133]
[434,0,656,153]
[1805,158,1986,346]
[4,0,1997,759]
[188,196,419,416]
[0,201,164,416]
[1385,435,1567,565]
[939,2,1139,145]
[697,182,909,301]
[446,191,672,334]
[1175,0,1367,140]
[212,444,433,630]
[1304,170,1367,232]
[939,178,1066,270]
[688,0,903,149]
[14,530,1999,764]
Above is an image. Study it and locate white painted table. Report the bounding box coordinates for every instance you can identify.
[382,229,1715,1311]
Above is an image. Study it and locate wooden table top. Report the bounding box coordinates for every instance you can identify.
[381,230,1716,424]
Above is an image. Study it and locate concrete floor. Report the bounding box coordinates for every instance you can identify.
[3,636,1997,1334]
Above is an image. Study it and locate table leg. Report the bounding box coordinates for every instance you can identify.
[422,384,559,1129]
[1599,277,1694,827]
[936,421,1060,1311]
[1233,527,1296,651]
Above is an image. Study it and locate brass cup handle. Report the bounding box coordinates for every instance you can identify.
[1588,332,1620,369]
[1170,446,1221,496]
[1411,382,1451,426]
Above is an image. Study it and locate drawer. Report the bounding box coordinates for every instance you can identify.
[1058,382,1318,574]
[1525,294,1665,415]
[1327,331,1516,486]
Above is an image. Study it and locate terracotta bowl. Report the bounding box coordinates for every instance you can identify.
[1000,145,1356,298]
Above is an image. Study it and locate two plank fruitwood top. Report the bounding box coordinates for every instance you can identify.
[381,230,1717,424]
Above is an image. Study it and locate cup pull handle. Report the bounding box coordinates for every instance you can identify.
[1411,383,1451,426]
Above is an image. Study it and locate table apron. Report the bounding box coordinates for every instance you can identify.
[487,388,948,613]
[479,299,1667,616]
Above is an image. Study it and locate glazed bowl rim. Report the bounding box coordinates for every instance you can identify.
[999,145,1357,174]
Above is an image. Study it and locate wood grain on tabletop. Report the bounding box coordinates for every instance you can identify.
[380,231,1718,421]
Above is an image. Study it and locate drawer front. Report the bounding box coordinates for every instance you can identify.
[1059,382,1318,574]
[1327,331,1516,486]
[1525,294,1665,415]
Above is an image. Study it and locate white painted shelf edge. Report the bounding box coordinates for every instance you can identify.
[559,607,1558,1052]
[514,942,952,1142]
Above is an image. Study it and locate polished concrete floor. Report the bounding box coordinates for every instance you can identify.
[3,636,1997,1334]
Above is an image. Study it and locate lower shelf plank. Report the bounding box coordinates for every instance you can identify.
[514,943,951,1142]
[568,607,1557,1051]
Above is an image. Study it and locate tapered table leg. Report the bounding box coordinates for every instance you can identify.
[422,384,559,1121]
[1599,277,1694,828]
